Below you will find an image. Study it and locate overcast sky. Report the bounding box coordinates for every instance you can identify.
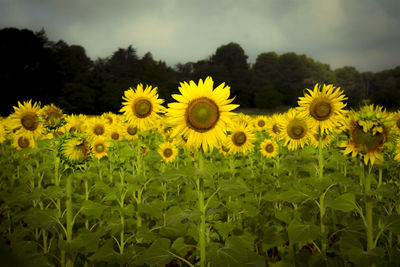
[1,0,399,72]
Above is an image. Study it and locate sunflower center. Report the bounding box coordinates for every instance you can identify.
[186,97,219,132]
[353,126,384,152]
[257,120,265,127]
[232,131,247,146]
[76,140,90,158]
[18,136,30,148]
[127,126,137,136]
[265,144,274,153]
[111,132,120,140]
[221,145,230,153]
[310,100,332,121]
[47,112,60,125]
[287,120,307,140]
[272,124,280,134]
[94,125,104,135]
[95,144,104,153]
[134,99,152,118]
[163,148,173,158]
[21,113,38,131]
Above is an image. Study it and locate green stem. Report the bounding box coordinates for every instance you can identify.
[364,164,374,252]
[84,180,89,230]
[198,150,206,267]
[318,131,326,257]
[66,173,74,267]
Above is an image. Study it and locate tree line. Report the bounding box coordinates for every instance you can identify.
[1,27,399,116]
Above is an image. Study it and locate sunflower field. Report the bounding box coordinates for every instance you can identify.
[1,77,400,267]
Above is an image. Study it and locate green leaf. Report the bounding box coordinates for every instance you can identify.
[214,221,235,240]
[327,193,357,212]
[171,237,193,257]
[134,238,173,266]
[287,219,319,245]
[219,180,250,195]
[89,240,118,262]
[278,189,308,203]
[138,201,163,219]
[23,208,58,229]
[81,200,107,217]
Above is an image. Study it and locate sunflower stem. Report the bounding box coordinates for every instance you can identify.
[66,172,74,267]
[318,130,327,257]
[197,150,206,267]
[364,164,374,252]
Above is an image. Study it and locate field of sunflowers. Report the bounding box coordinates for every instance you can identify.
[1,77,400,267]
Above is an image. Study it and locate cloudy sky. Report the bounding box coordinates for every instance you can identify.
[1,0,399,72]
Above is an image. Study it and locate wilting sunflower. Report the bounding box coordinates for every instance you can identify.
[8,100,44,139]
[166,77,239,152]
[12,134,35,150]
[120,84,165,131]
[122,122,139,141]
[226,123,256,154]
[297,83,347,134]
[218,135,231,156]
[85,116,109,140]
[266,114,283,140]
[58,133,91,166]
[309,130,334,148]
[279,109,312,150]
[41,104,65,130]
[340,105,391,166]
[390,111,400,136]
[260,139,278,158]
[91,136,109,159]
[254,115,268,131]
[158,142,178,163]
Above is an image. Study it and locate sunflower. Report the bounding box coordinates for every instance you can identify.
[58,133,91,166]
[309,130,334,148]
[91,136,109,159]
[41,104,65,130]
[122,122,139,141]
[12,134,35,150]
[166,77,239,152]
[109,123,123,142]
[279,109,312,150]
[234,113,252,128]
[260,139,278,158]
[85,116,109,140]
[158,142,178,163]
[8,100,44,139]
[226,123,256,154]
[254,115,268,131]
[120,84,165,131]
[218,135,231,156]
[266,113,283,140]
[102,112,117,126]
[390,111,400,135]
[65,114,85,133]
[0,120,6,144]
[340,105,391,166]
[297,83,347,134]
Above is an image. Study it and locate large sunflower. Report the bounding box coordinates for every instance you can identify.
[226,123,256,155]
[58,133,91,166]
[158,142,178,163]
[297,83,347,134]
[120,84,165,131]
[340,105,391,166]
[8,100,44,139]
[279,109,312,150]
[166,77,239,152]
[260,139,278,158]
